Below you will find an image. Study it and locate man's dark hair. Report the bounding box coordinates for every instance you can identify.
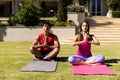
[43,21,52,27]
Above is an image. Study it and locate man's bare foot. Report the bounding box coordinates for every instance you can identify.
[77,59,101,66]
[33,58,40,61]
[43,58,56,62]
[33,57,44,61]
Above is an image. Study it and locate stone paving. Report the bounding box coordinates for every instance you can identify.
[63,16,120,45]
[87,16,120,45]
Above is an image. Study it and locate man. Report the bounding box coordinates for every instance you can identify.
[29,22,60,61]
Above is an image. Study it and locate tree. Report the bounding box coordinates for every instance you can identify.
[78,0,87,5]
[107,0,120,11]
[57,0,73,22]
[66,0,73,6]
[41,1,47,17]
[16,0,41,26]
[57,0,67,22]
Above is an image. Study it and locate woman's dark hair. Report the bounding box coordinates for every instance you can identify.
[78,20,91,41]
[79,20,90,33]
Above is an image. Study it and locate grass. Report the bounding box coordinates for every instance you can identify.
[0,42,120,80]
[40,17,57,21]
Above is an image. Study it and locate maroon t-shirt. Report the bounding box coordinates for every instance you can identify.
[38,33,55,52]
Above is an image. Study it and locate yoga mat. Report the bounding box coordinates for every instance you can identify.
[72,65,116,75]
[21,60,58,72]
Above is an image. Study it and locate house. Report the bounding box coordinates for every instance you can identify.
[0,0,58,17]
[86,0,108,16]
[0,0,108,17]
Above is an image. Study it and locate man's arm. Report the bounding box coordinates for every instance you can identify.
[48,36,60,49]
[32,35,44,48]
[32,36,39,47]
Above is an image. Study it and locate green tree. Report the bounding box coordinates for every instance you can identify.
[57,0,67,22]
[66,0,73,6]
[16,0,41,26]
[107,0,120,11]
[57,0,73,22]
[41,1,47,17]
[78,0,87,5]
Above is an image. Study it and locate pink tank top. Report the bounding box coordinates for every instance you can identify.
[77,41,92,57]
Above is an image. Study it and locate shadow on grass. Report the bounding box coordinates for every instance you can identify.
[86,18,113,27]
[57,57,120,64]
[104,59,120,66]
[57,57,120,66]
[56,57,68,62]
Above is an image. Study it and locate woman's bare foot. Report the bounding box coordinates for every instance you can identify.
[90,63,101,66]
[77,59,101,66]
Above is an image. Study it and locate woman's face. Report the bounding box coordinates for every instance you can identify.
[81,22,88,32]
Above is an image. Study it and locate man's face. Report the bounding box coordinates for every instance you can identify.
[43,24,51,32]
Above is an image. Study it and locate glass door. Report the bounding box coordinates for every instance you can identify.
[91,0,101,16]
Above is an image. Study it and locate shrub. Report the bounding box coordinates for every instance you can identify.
[67,6,84,12]
[38,20,74,27]
[107,0,120,11]
[54,21,67,26]
[67,20,75,26]
[78,0,87,5]
[112,11,120,18]
[8,15,17,26]
[15,0,41,26]
[57,0,67,22]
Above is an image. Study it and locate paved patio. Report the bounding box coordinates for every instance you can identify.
[63,16,120,45]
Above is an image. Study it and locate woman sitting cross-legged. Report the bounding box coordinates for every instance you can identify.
[68,20,105,66]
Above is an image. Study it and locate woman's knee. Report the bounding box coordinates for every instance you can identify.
[94,55,105,63]
[68,56,79,64]
[100,55,105,62]
[68,56,74,63]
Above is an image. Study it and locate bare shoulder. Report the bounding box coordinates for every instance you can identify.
[75,34,79,38]
[50,33,59,41]
[33,35,39,42]
[73,34,80,41]
[89,34,94,36]
[74,34,80,39]
[50,33,57,37]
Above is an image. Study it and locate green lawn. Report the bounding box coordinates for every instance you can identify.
[0,42,120,80]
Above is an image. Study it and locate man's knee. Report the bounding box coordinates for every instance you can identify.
[29,47,33,53]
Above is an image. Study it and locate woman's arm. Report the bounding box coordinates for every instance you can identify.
[72,35,85,46]
[89,36,100,45]
[72,33,100,46]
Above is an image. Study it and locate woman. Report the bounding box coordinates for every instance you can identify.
[68,20,105,66]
